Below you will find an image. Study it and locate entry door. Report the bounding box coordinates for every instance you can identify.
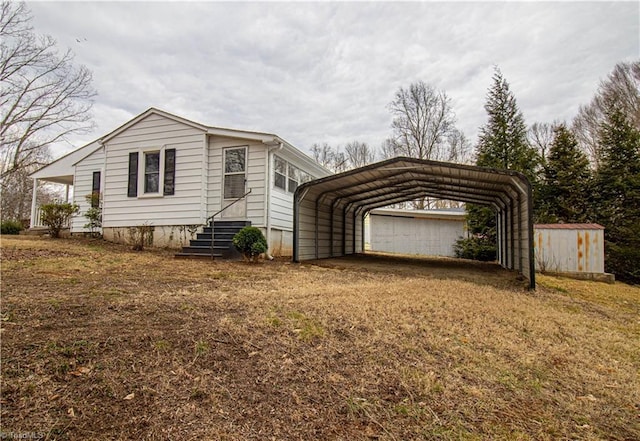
[221,147,247,218]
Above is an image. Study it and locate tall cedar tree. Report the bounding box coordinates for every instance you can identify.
[463,69,539,257]
[539,125,592,223]
[476,70,539,182]
[595,108,640,283]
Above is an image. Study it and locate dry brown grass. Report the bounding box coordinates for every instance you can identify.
[1,236,638,440]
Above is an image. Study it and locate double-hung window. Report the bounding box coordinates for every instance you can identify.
[144,152,160,193]
[127,147,176,197]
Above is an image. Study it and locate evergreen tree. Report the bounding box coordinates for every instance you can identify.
[476,69,539,182]
[538,125,592,223]
[594,108,640,283]
[458,68,540,260]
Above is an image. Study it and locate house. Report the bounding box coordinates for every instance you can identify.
[29,108,330,257]
[364,208,466,257]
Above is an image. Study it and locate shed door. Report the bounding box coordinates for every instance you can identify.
[221,147,247,218]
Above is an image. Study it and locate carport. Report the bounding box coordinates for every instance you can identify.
[293,157,535,289]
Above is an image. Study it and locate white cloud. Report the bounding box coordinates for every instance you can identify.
[27,1,639,158]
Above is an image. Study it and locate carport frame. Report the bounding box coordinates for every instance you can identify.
[293,157,535,289]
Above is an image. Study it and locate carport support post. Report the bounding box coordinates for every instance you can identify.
[342,206,347,255]
[329,201,335,257]
[496,211,502,266]
[361,211,366,254]
[526,181,536,290]
[293,191,299,262]
[314,197,320,259]
[500,209,507,267]
[352,210,357,254]
[510,199,515,270]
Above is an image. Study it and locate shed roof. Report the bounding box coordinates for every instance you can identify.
[535,223,605,230]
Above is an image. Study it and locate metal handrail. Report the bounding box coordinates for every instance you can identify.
[207,188,252,259]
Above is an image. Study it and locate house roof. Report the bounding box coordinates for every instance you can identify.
[30,107,330,182]
[29,140,102,185]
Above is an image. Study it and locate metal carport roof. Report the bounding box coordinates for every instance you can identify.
[293,157,535,289]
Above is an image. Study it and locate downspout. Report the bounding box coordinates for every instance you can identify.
[264,141,283,260]
[100,140,106,232]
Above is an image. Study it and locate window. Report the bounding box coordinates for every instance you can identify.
[288,164,299,193]
[127,148,176,197]
[274,155,314,194]
[91,171,101,208]
[128,153,138,197]
[144,152,160,193]
[274,156,286,190]
[223,147,246,199]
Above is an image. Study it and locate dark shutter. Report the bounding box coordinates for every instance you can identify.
[91,171,101,208]
[128,152,138,197]
[163,148,176,195]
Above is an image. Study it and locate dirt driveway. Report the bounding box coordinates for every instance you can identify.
[307,252,522,289]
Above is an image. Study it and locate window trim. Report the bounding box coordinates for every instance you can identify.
[143,151,161,195]
[134,147,174,199]
[91,171,101,208]
[223,146,248,200]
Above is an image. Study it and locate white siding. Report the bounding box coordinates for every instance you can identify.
[102,113,206,227]
[369,214,465,257]
[246,143,266,226]
[207,136,266,226]
[71,146,104,233]
[270,151,325,231]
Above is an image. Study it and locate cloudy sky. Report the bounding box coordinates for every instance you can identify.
[27,1,639,159]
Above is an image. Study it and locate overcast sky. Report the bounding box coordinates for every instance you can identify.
[28,1,639,159]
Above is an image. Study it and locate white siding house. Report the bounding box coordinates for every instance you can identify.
[30,108,329,256]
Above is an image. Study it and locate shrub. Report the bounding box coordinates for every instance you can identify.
[1,220,24,235]
[128,223,154,251]
[84,193,102,237]
[40,203,79,238]
[232,226,268,261]
[453,236,497,262]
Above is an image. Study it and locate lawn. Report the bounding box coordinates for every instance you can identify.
[1,236,638,440]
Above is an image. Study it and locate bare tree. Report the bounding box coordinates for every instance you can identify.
[0,1,95,180]
[388,81,468,209]
[445,128,471,164]
[344,141,376,168]
[388,81,456,161]
[528,121,558,163]
[572,60,640,166]
[310,142,348,173]
[379,137,402,160]
[0,161,60,221]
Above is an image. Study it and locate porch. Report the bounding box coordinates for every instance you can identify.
[28,140,100,230]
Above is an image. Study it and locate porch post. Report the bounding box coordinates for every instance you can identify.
[64,184,70,202]
[30,178,38,228]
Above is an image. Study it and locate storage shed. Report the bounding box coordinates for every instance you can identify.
[365,208,466,257]
[534,223,612,282]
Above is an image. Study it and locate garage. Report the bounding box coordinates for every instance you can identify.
[293,157,535,289]
[365,208,466,257]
